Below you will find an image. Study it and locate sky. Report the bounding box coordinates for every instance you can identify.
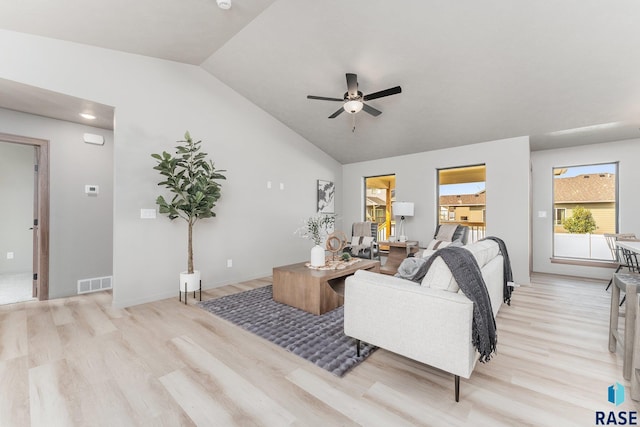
[439,182,485,196]
[554,163,617,178]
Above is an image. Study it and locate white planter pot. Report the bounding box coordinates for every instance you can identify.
[310,245,326,267]
[179,270,201,292]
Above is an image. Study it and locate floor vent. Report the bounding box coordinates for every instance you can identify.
[77,276,112,294]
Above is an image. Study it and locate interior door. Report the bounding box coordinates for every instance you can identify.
[32,148,39,297]
[0,132,49,301]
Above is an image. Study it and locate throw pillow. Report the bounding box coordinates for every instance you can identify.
[435,224,458,242]
[395,257,429,283]
[350,235,374,246]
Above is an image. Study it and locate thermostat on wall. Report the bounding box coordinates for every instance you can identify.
[85,185,99,195]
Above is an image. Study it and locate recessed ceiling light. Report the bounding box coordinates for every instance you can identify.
[80,113,96,120]
[216,0,231,9]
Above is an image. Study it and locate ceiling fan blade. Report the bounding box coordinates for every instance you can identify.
[346,73,358,97]
[307,95,344,102]
[362,103,382,117]
[328,107,345,119]
[363,86,402,101]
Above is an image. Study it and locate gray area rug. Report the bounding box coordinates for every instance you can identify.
[197,285,376,377]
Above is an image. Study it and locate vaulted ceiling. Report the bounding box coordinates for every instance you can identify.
[1,0,640,164]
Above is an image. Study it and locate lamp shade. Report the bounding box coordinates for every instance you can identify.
[392,202,414,217]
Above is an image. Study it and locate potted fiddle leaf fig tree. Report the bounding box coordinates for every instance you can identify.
[151,131,226,295]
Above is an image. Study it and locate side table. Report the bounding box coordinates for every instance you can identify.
[379,240,419,275]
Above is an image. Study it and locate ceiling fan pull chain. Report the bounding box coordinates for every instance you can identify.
[352,114,356,132]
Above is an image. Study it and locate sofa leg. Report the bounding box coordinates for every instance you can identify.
[356,339,361,357]
[454,375,460,402]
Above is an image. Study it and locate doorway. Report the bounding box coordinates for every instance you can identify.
[0,133,49,303]
[437,164,486,243]
[364,174,395,241]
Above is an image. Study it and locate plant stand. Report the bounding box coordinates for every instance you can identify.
[179,279,202,305]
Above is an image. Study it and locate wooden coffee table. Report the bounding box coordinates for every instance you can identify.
[272,259,380,315]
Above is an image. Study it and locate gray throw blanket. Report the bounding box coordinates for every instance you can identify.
[482,236,514,305]
[423,246,497,363]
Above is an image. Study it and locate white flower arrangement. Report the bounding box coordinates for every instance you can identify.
[295,214,336,246]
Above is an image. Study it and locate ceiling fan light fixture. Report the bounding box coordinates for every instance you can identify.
[344,99,363,114]
[216,0,231,10]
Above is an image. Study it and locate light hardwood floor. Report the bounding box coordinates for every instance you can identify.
[0,273,638,426]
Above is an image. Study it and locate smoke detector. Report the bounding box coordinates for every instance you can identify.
[217,0,231,9]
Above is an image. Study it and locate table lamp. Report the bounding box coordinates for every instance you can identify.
[392,202,414,242]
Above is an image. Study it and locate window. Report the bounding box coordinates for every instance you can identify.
[552,163,618,261]
[554,208,566,225]
[439,206,448,222]
[437,165,486,243]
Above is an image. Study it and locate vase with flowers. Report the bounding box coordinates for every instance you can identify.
[295,214,336,267]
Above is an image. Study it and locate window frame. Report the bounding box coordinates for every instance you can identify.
[551,161,619,263]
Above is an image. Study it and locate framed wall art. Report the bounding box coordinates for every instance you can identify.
[317,180,335,214]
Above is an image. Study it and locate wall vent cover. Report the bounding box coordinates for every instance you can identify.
[77,275,112,294]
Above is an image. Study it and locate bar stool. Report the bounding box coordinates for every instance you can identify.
[609,272,640,380]
[618,244,640,306]
[632,297,640,401]
[605,233,637,291]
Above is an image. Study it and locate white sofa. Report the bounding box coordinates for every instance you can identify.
[344,239,505,401]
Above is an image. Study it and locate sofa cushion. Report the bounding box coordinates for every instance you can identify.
[466,240,500,268]
[422,257,460,292]
[421,240,500,292]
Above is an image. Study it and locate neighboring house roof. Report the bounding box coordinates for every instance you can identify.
[554,173,615,203]
[440,191,486,207]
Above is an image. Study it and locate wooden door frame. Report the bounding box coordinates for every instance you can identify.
[0,132,49,300]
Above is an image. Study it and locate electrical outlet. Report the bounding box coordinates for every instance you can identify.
[227,259,233,268]
[6,252,14,260]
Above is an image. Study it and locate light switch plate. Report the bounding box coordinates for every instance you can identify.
[140,208,157,219]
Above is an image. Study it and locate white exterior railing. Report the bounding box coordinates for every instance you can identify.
[553,233,614,261]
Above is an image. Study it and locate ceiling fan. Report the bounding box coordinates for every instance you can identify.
[307,73,402,119]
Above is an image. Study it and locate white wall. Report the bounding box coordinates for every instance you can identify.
[0,30,342,307]
[0,109,114,298]
[531,138,640,279]
[0,141,34,274]
[343,136,531,285]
